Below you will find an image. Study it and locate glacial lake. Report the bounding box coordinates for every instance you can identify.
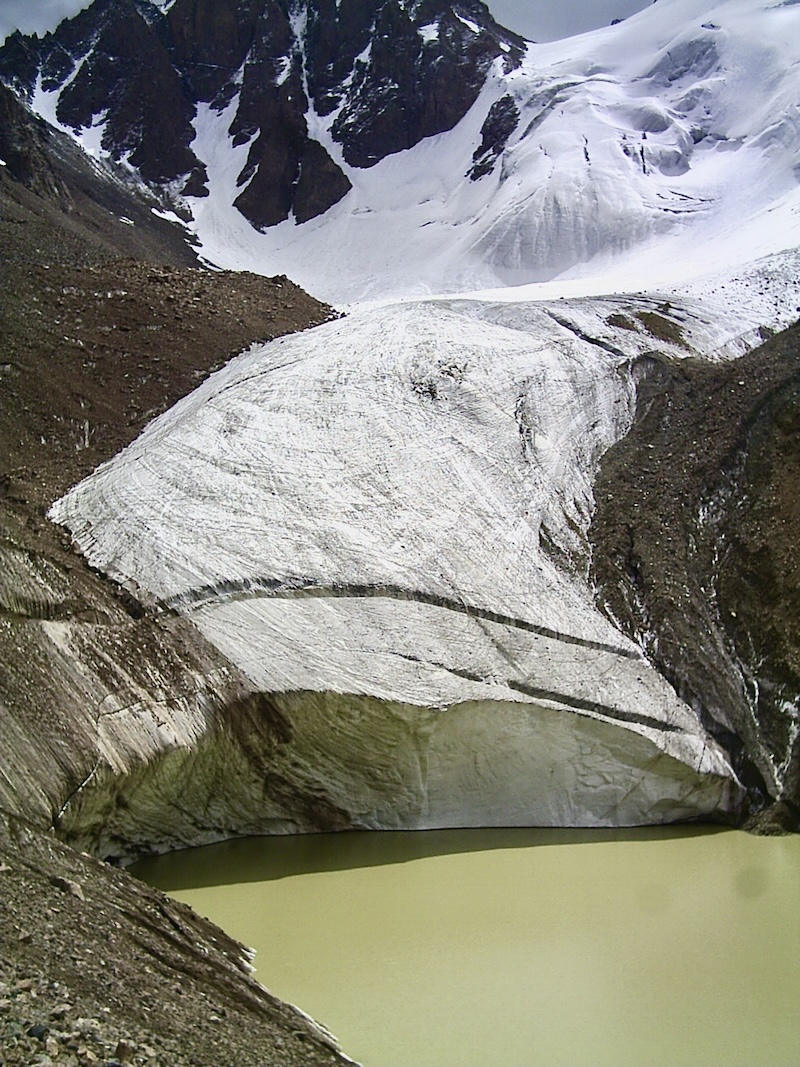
[133,827,800,1067]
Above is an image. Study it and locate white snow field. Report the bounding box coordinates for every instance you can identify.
[50,0,800,828]
[179,0,800,304]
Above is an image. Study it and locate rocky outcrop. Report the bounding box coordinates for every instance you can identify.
[317,0,523,167]
[467,93,519,180]
[0,84,71,204]
[591,321,800,831]
[0,811,350,1066]
[0,0,523,230]
[0,0,204,188]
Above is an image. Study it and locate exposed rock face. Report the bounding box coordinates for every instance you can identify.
[468,93,519,180]
[314,0,522,167]
[0,84,71,203]
[591,322,800,832]
[0,0,523,230]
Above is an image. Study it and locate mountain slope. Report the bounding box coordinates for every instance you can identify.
[3,0,799,301]
[591,318,800,829]
[0,81,198,266]
[208,0,800,301]
[0,0,522,239]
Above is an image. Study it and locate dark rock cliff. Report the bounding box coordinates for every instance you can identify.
[0,0,524,229]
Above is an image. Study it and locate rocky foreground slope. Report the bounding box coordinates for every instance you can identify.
[0,88,351,1066]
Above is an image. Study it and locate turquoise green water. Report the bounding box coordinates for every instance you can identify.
[134,827,800,1067]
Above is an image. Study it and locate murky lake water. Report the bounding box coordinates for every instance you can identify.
[134,827,800,1067]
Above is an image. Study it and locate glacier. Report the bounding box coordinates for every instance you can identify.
[51,274,800,833]
[43,0,800,837]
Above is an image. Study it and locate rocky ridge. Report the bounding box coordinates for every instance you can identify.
[0,0,523,230]
[591,322,800,831]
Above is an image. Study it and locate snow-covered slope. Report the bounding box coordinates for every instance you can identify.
[5,0,799,303]
[184,0,800,302]
[0,0,523,240]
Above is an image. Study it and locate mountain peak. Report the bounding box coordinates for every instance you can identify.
[0,0,523,230]
[2,0,800,301]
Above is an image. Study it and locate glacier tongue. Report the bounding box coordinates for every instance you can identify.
[50,295,751,828]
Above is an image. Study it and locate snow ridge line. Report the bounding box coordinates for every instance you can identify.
[164,579,640,660]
